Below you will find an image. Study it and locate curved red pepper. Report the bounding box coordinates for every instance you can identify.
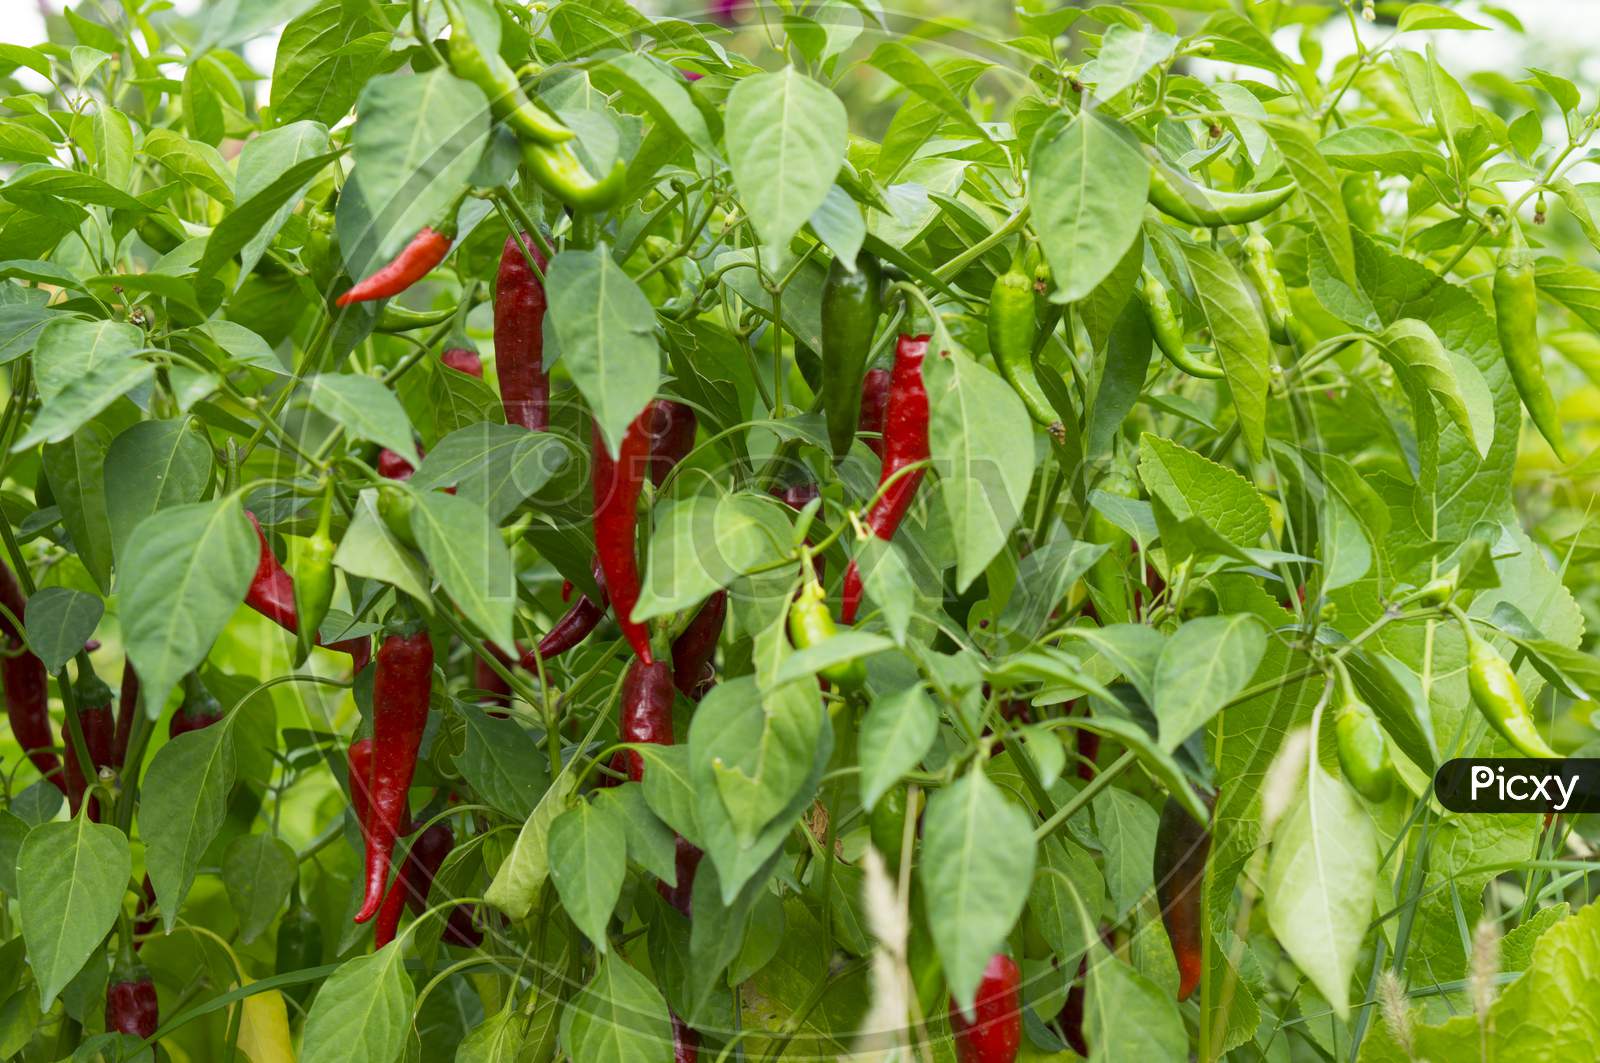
[473,643,515,709]
[1153,795,1213,1002]
[355,631,434,923]
[670,591,725,700]
[105,971,159,1039]
[132,873,158,950]
[842,335,930,623]
[592,411,654,663]
[611,657,674,783]
[440,347,483,378]
[373,821,454,949]
[495,233,549,431]
[645,400,697,487]
[656,835,704,917]
[443,905,484,947]
[949,953,1022,1063]
[377,448,416,481]
[337,226,453,306]
[111,662,139,768]
[246,512,370,670]
[672,1014,700,1062]
[169,674,224,738]
[858,366,891,459]
[1,560,61,791]
[347,737,374,832]
[528,560,608,663]
[62,679,114,821]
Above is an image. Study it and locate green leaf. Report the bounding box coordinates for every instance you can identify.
[122,499,257,714]
[919,769,1036,1011]
[634,492,791,622]
[1264,766,1376,1019]
[17,816,130,1009]
[866,41,989,142]
[222,833,297,944]
[593,786,678,885]
[412,424,570,524]
[1092,787,1158,920]
[1082,24,1178,100]
[1152,615,1267,750]
[558,954,673,1063]
[306,374,419,468]
[202,127,338,287]
[595,54,718,161]
[271,2,391,127]
[142,128,233,203]
[726,67,847,253]
[141,722,236,931]
[43,425,115,593]
[23,587,102,674]
[16,318,151,451]
[1031,110,1149,304]
[1083,948,1188,1062]
[455,706,548,820]
[332,489,431,603]
[549,801,627,952]
[411,491,517,651]
[1137,433,1270,548]
[1178,244,1270,459]
[1398,3,1489,31]
[301,944,415,1063]
[103,418,212,566]
[485,771,576,920]
[1028,836,1106,964]
[543,246,661,457]
[857,683,938,810]
[1372,318,1493,458]
[691,675,824,850]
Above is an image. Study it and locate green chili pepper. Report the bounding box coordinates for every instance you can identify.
[1493,224,1570,462]
[1455,610,1557,758]
[442,4,572,147]
[1139,268,1223,379]
[1147,163,1296,228]
[375,303,456,333]
[1333,663,1394,802]
[1242,234,1292,344]
[521,139,626,211]
[868,784,915,874]
[819,252,883,462]
[293,486,338,665]
[787,581,866,689]
[988,259,1064,440]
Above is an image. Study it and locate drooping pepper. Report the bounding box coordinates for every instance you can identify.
[1333,663,1394,802]
[858,367,890,460]
[442,906,485,948]
[868,784,914,875]
[656,835,704,917]
[1139,268,1223,379]
[1493,223,1570,461]
[373,821,454,949]
[788,581,866,689]
[111,661,139,768]
[0,559,58,790]
[988,260,1063,438]
[671,1014,700,1063]
[1153,793,1212,1002]
[593,410,655,663]
[841,334,930,624]
[375,302,457,333]
[105,960,159,1039]
[473,642,516,709]
[495,232,550,432]
[347,737,374,832]
[442,1,573,147]
[1455,611,1557,758]
[169,672,224,738]
[820,253,883,462]
[1147,163,1295,228]
[645,400,698,487]
[132,874,158,951]
[294,486,338,665]
[670,591,726,700]
[1242,234,1292,344]
[441,347,484,378]
[336,225,455,307]
[245,512,371,671]
[948,953,1022,1063]
[355,628,435,923]
[611,657,675,784]
[528,560,608,663]
[63,671,115,821]
[521,140,627,212]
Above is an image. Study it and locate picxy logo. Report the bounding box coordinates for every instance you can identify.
[1435,759,1600,814]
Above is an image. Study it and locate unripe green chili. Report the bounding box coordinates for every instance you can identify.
[868,785,915,874]
[1493,223,1570,461]
[522,139,626,211]
[787,580,866,689]
[442,3,572,147]
[374,303,456,333]
[1332,663,1394,802]
[294,486,338,665]
[1146,162,1296,228]
[1242,233,1292,344]
[1139,269,1223,379]
[819,253,883,462]
[988,259,1064,440]
[1453,609,1557,758]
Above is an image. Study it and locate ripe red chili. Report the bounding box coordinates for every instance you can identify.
[611,657,675,783]
[842,335,930,624]
[337,226,454,307]
[378,448,417,481]
[132,874,158,950]
[347,737,374,831]
[355,630,434,924]
[858,367,890,459]
[645,400,697,487]
[949,953,1022,1063]
[1057,956,1088,1056]
[495,233,550,432]
[527,560,608,662]
[440,347,483,378]
[169,673,224,738]
[656,835,704,917]
[105,968,159,1039]
[373,821,454,949]
[246,512,370,670]
[1,560,60,791]
[670,591,725,700]
[443,906,484,948]
[672,1014,699,1063]
[592,410,655,663]
[473,643,516,709]
[62,673,115,820]
[1153,795,1212,1001]
[111,662,139,768]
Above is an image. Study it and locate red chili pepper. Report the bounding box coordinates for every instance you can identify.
[336,226,454,307]
[1056,956,1088,1056]
[768,481,825,587]
[442,905,483,948]
[1,560,60,791]
[111,661,139,768]
[858,366,891,459]
[63,673,115,821]
[355,630,434,924]
[440,347,484,378]
[495,232,549,431]
[842,335,930,624]
[672,1014,700,1062]
[105,967,159,1039]
[610,657,674,784]
[593,411,655,663]
[645,400,697,487]
[132,874,158,951]
[560,579,574,603]
[378,448,416,481]
[245,512,370,670]
[949,953,1022,1063]
[528,560,608,663]
[1153,795,1213,1002]
[373,821,454,949]
[347,737,374,831]
[656,835,704,917]
[473,643,516,709]
[169,673,224,738]
[670,592,725,700]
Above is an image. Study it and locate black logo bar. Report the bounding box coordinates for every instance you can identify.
[1434,759,1600,814]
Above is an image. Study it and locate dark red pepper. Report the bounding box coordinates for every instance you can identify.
[949,953,1022,1063]
[645,400,697,487]
[245,512,370,670]
[495,232,549,431]
[0,560,60,791]
[63,672,115,821]
[1056,956,1088,1056]
[842,335,930,624]
[378,448,416,481]
[337,226,454,306]
[592,411,654,663]
[858,366,891,460]
[105,965,159,1039]
[373,821,454,949]
[355,629,434,924]
[132,873,158,950]
[670,592,725,700]
[443,905,484,948]
[347,737,373,831]
[168,673,224,738]
[671,1014,699,1062]
[473,643,516,709]
[110,661,139,768]
[440,347,483,378]
[768,480,820,511]
[656,835,704,917]
[610,657,674,783]
[1153,794,1212,1002]
[528,560,608,663]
